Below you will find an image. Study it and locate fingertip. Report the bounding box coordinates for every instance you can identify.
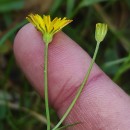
[13,23,89,98]
[13,23,42,57]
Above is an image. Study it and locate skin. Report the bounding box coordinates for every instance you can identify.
[13,24,130,130]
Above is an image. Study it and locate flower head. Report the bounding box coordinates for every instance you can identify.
[95,23,108,43]
[26,14,73,44]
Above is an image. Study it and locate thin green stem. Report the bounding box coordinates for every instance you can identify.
[52,42,100,130]
[44,43,51,130]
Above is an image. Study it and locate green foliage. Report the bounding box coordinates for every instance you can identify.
[0,0,24,12]
[66,0,76,17]
[0,122,4,130]
[0,20,27,45]
[78,0,106,8]
[0,105,7,119]
[0,0,130,129]
[49,0,63,14]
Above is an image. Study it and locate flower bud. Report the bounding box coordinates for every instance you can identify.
[95,23,108,43]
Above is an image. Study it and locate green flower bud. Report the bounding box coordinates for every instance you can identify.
[95,23,108,43]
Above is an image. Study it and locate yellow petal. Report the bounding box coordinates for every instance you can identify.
[26,14,73,44]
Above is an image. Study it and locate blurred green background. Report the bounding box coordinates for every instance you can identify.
[0,0,130,129]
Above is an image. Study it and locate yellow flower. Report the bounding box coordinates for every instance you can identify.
[26,14,73,44]
[95,23,108,43]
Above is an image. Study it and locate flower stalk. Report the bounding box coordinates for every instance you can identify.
[44,42,50,130]
[26,14,72,130]
[52,41,100,130]
[52,23,108,130]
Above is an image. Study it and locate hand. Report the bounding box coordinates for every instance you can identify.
[14,24,130,130]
